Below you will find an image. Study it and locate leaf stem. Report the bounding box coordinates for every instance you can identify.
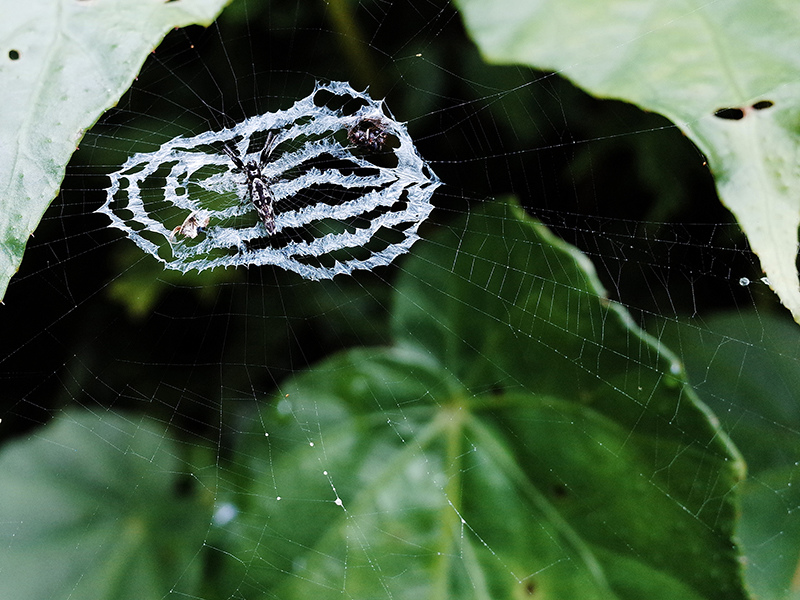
[432,400,468,596]
[322,0,380,90]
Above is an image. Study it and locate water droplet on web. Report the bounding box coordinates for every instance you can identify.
[738,277,750,286]
[212,502,238,526]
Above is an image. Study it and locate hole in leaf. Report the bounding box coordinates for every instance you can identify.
[752,100,774,110]
[8,49,20,60]
[714,108,744,120]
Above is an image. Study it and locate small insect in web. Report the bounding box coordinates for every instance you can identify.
[170,210,210,241]
[222,132,279,235]
[347,118,389,151]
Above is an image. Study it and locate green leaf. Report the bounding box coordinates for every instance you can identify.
[0,0,229,303]
[659,311,800,475]
[658,311,800,599]
[222,199,748,599]
[0,411,213,600]
[739,466,800,600]
[106,245,240,319]
[452,0,800,324]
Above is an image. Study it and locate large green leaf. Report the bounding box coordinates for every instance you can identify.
[0,411,213,600]
[0,0,228,303]
[221,199,748,599]
[660,311,800,475]
[659,311,800,600]
[452,0,800,323]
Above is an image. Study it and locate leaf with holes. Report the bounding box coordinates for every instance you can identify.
[217,198,748,600]
[452,0,800,324]
[0,0,228,303]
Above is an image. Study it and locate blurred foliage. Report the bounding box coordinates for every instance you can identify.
[660,312,800,600]
[0,411,215,600]
[1,0,751,440]
[0,200,748,599]
[1,0,793,597]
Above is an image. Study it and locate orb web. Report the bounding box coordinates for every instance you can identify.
[98,81,440,280]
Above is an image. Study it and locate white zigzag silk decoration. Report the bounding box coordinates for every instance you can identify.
[98,81,440,280]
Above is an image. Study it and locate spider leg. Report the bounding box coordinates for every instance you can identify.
[259,131,278,167]
[222,143,246,171]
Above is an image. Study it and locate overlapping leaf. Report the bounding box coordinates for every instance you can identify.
[0,0,228,302]
[453,0,800,323]
[220,199,748,599]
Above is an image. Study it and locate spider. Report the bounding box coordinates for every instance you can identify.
[347,118,388,151]
[223,132,279,235]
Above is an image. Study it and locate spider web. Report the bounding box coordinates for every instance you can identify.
[1,1,799,599]
[98,81,439,279]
